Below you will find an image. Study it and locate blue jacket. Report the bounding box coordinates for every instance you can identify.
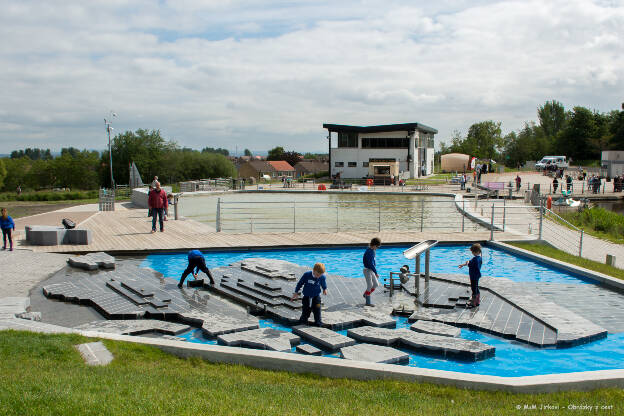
[294,271,327,298]
[188,249,203,260]
[468,255,482,280]
[0,215,15,230]
[363,247,377,274]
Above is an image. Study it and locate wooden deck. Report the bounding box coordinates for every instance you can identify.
[17,207,528,254]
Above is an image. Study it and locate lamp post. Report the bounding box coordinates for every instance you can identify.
[104,112,117,189]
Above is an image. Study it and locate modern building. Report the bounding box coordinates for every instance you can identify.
[601,151,624,177]
[323,122,438,179]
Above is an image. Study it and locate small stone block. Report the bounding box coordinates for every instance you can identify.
[217,328,300,352]
[340,343,409,364]
[292,325,356,351]
[296,344,323,356]
[411,320,461,337]
[76,341,114,366]
[188,279,204,288]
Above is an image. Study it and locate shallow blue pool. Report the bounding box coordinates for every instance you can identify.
[142,245,624,376]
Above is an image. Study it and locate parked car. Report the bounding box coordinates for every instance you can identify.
[535,156,568,171]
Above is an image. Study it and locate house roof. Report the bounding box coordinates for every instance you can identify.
[323,122,438,134]
[295,160,328,171]
[245,160,274,172]
[267,161,294,171]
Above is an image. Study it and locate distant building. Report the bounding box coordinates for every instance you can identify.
[601,151,624,177]
[294,160,329,177]
[323,122,438,179]
[238,160,295,179]
[267,161,295,178]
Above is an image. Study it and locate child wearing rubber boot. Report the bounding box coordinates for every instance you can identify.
[178,249,215,288]
[291,263,327,327]
[363,237,381,307]
[458,243,482,308]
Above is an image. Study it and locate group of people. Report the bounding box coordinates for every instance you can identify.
[147,176,174,233]
[181,238,483,327]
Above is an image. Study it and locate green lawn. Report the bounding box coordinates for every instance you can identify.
[1,331,622,415]
[507,242,624,280]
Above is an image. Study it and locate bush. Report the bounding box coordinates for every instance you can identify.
[561,207,624,240]
[0,190,98,202]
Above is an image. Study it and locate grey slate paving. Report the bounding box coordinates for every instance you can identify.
[76,341,114,366]
[179,311,259,337]
[340,343,409,364]
[296,344,323,355]
[217,328,300,352]
[67,252,115,270]
[347,326,495,361]
[75,319,191,335]
[410,320,461,337]
[291,325,356,351]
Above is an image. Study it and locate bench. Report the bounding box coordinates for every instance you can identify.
[25,225,92,245]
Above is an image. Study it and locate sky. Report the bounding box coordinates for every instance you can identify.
[1,0,623,154]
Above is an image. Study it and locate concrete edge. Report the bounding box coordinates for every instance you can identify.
[75,330,624,393]
[489,241,624,292]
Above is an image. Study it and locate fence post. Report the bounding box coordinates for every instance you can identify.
[490,204,495,241]
[174,195,179,220]
[336,203,339,232]
[216,198,221,232]
[539,201,544,241]
[420,199,424,232]
[250,217,254,233]
[582,181,585,194]
[293,201,296,233]
[502,198,506,232]
[579,229,584,257]
[378,199,381,232]
[461,199,465,232]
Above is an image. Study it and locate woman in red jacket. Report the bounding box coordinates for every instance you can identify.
[148,181,168,233]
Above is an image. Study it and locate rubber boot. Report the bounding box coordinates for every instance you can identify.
[364,295,374,307]
[475,294,480,306]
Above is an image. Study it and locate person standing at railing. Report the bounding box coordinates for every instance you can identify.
[553,177,559,194]
[148,181,168,233]
[515,174,521,192]
[362,237,381,307]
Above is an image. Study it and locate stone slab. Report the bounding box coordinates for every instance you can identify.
[68,252,115,270]
[292,325,356,351]
[296,344,323,356]
[238,258,298,280]
[0,318,76,334]
[75,319,191,336]
[347,326,495,361]
[411,320,461,337]
[0,297,30,318]
[340,343,409,364]
[217,328,300,352]
[76,341,114,366]
[16,311,42,321]
[179,312,259,337]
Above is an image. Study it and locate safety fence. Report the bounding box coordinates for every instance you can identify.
[215,198,484,234]
[179,178,235,192]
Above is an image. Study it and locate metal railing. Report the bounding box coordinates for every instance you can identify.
[98,188,115,211]
[215,198,482,234]
[180,178,234,192]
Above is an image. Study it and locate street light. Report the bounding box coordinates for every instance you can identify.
[104,112,117,189]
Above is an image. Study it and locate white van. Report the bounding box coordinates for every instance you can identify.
[535,156,568,170]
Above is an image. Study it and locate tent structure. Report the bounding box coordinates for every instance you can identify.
[129,162,144,188]
[440,153,470,172]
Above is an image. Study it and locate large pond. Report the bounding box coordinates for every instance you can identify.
[178,192,481,233]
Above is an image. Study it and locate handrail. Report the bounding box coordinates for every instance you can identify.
[543,208,582,232]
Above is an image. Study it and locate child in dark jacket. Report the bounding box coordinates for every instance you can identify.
[458,243,482,307]
[362,237,381,306]
[1,208,15,251]
[291,263,328,327]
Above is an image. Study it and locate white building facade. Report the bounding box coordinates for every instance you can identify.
[323,123,438,179]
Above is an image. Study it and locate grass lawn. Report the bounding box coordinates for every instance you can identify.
[1,331,622,415]
[507,242,624,280]
[0,199,99,218]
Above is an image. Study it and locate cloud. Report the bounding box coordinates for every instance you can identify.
[0,0,623,153]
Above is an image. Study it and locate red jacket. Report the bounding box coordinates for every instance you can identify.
[148,189,168,209]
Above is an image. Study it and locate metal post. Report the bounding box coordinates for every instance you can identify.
[293,201,296,233]
[582,181,585,194]
[502,198,506,232]
[216,198,221,232]
[250,217,254,233]
[461,199,465,232]
[174,195,179,220]
[539,201,544,240]
[490,204,495,241]
[579,229,584,257]
[425,249,430,283]
[420,199,424,232]
[378,199,381,232]
[336,203,339,232]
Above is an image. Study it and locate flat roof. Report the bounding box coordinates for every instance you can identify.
[323,122,438,134]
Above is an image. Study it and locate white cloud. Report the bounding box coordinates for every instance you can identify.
[0,0,623,153]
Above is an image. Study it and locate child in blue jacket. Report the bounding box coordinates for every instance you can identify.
[362,237,381,306]
[458,243,482,307]
[291,263,327,326]
[1,208,15,251]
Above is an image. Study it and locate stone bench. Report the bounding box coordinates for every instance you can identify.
[25,225,92,245]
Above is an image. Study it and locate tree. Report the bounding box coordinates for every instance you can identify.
[1,157,31,191]
[608,110,624,149]
[0,159,6,190]
[267,146,285,161]
[558,107,597,161]
[538,100,567,138]
[463,121,503,159]
[201,147,229,156]
[282,151,302,167]
[244,149,252,157]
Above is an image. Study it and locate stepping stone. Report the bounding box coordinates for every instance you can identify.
[217,328,300,352]
[75,319,190,336]
[238,258,298,280]
[68,252,115,270]
[410,321,461,338]
[347,326,495,361]
[292,326,356,351]
[296,344,323,356]
[76,341,113,366]
[179,312,259,337]
[340,343,409,364]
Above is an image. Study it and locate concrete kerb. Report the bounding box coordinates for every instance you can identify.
[454,194,506,233]
[490,241,624,293]
[75,330,624,393]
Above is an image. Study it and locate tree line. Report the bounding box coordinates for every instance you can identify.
[440,101,624,167]
[0,129,236,192]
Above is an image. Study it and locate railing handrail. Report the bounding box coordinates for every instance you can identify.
[543,207,582,232]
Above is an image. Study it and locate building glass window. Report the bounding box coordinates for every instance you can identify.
[362,162,369,167]
[348,162,357,167]
[335,162,344,167]
[338,132,358,148]
[361,137,409,148]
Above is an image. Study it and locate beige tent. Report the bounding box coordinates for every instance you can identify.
[441,153,470,172]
